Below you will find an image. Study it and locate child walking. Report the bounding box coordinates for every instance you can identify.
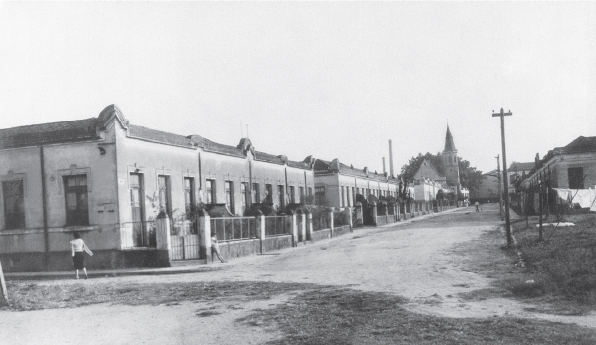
[70,232,93,279]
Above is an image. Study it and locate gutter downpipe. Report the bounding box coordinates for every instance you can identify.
[40,146,50,271]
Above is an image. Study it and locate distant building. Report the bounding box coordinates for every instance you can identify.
[411,126,468,200]
[312,158,400,208]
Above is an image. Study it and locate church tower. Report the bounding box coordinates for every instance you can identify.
[443,125,460,193]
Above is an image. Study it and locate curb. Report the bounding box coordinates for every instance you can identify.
[5,262,233,281]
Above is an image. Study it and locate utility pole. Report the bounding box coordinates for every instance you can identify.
[492,108,513,246]
[496,155,503,220]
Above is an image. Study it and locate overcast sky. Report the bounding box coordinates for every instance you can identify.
[1,2,594,174]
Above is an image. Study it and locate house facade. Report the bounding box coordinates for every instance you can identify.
[312,158,401,209]
[519,136,596,192]
[0,105,314,271]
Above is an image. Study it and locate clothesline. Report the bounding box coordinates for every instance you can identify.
[553,187,596,212]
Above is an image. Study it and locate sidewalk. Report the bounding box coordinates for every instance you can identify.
[5,205,468,281]
[5,260,233,281]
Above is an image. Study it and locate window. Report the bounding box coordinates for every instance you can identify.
[2,180,25,229]
[253,183,260,203]
[299,186,304,204]
[225,181,234,214]
[341,186,345,207]
[278,185,285,208]
[568,167,584,189]
[158,175,172,217]
[130,173,148,246]
[64,175,89,226]
[315,186,325,204]
[289,186,295,204]
[241,182,250,213]
[184,177,195,216]
[205,179,216,204]
[265,184,273,203]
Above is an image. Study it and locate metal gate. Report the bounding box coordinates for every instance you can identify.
[170,234,200,261]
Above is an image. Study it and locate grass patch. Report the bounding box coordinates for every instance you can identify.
[245,288,596,345]
[2,280,318,311]
[511,214,596,307]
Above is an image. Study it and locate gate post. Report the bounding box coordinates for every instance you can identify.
[355,202,363,227]
[291,210,298,247]
[300,212,307,244]
[252,210,266,254]
[155,211,172,266]
[329,207,335,237]
[198,210,211,263]
[370,201,377,226]
[307,211,313,242]
[345,207,353,232]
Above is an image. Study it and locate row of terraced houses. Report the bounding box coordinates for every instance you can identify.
[0,105,465,271]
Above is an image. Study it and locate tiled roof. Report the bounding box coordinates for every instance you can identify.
[561,136,596,154]
[203,139,244,157]
[338,163,368,178]
[128,125,194,147]
[0,118,100,149]
[287,160,310,170]
[254,151,285,164]
[508,162,534,171]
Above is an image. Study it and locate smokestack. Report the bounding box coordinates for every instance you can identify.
[389,140,394,177]
[382,157,386,174]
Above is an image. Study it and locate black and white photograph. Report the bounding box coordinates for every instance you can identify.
[1,1,595,344]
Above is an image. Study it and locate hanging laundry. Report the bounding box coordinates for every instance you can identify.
[590,188,596,212]
[553,188,571,201]
[571,189,593,208]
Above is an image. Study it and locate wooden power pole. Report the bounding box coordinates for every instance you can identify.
[496,155,503,220]
[492,108,513,246]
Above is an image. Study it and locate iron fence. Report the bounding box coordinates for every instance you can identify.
[210,217,257,241]
[265,215,292,237]
[123,221,156,248]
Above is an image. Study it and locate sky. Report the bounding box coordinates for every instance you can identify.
[1,1,595,175]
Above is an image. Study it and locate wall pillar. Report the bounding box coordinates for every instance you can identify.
[345,207,353,232]
[300,212,307,244]
[371,201,377,226]
[253,210,266,254]
[155,211,172,267]
[198,211,211,263]
[291,211,298,247]
[329,207,334,237]
[307,212,313,242]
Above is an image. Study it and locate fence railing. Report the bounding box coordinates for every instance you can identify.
[312,212,330,231]
[265,215,292,237]
[122,221,156,248]
[211,217,257,241]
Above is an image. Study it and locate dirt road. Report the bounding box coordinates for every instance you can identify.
[2,204,595,344]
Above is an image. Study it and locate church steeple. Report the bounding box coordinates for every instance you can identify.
[442,125,460,193]
[444,125,457,153]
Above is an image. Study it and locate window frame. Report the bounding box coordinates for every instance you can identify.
[63,174,89,226]
[2,179,25,230]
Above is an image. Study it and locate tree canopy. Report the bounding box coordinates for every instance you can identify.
[400,152,444,182]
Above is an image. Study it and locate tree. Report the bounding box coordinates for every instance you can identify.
[400,152,444,181]
[458,158,483,194]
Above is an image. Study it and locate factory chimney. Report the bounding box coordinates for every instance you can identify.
[389,140,395,177]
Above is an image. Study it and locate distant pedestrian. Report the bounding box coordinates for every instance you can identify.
[211,234,227,263]
[70,232,93,279]
[475,201,479,212]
